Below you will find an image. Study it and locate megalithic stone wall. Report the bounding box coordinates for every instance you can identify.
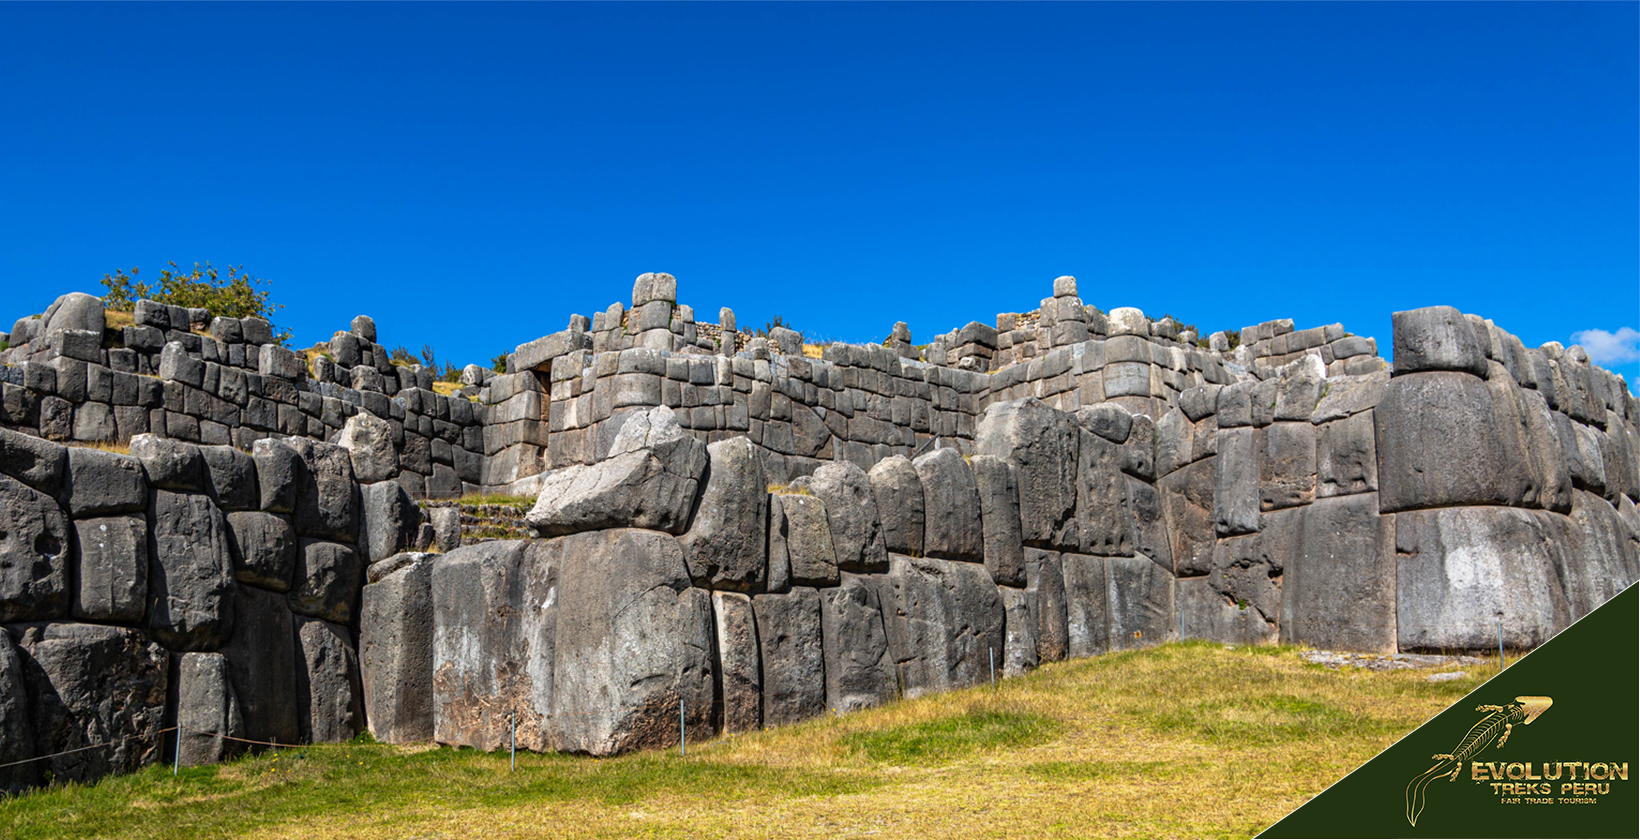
[3,274,1638,772]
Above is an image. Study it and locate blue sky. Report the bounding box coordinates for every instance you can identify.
[2,3,1636,389]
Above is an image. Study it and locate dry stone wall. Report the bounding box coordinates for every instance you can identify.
[2,272,1637,778]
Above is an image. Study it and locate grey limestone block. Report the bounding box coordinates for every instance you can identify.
[175,651,246,766]
[285,439,359,543]
[295,616,365,743]
[1125,476,1172,572]
[159,341,205,388]
[359,480,421,565]
[1310,370,1389,423]
[547,530,714,756]
[780,492,839,587]
[805,460,889,573]
[1392,305,1488,377]
[1105,554,1174,651]
[10,622,167,785]
[289,539,361,624]
[526,406,707,537]
[41,293,105,337]
[1076,431,1133,557]
[1207,530,1283,644]
[1061,553,1109,659]
[241,317,273,346]
[1179,385,1222,422]
[1154,408,1195,478]
[330,332,362,368]
[999,586,1037,678]
[429,506,461,553]
[1271,355,1326,421]
[361,552,435,743]
[1557,490,1637,621]
[208,316,243,345]
[130,433,207,492]
[869,455,925,556]
[1277,494,1396,653]
[0,426,68,495]
[71,514,148,623]
[259,343,305,380]
[877,555,1004,698]
[221,584,299,744]
[336,411,398,484]
[51,328,101,363]
[226,510,297,592]
[200,444,258,511]
[678,436,768,591]
[1317,410,1378,498]
[764,495,791,593]
[1492,381,1572,514]
[1157,456,1216,576]
[1260,421,1316,511]
[1216,379,1255,428]
[753,587,824,727]
[1374,371,1532,513]
[63,446,147,517]
[1395,505,1572,652]
[350,315,376,343]
[1121,413,1156,481]
[913,447,983,561]
[976,398,1078,549]
[146,489,235,651]
[970,455,1025,586]
[819,573,894,713]
[1024,548,1067,663]
[1213,427,1259,536]
[712,591,761,735]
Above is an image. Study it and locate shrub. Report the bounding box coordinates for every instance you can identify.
[102,261,289,343]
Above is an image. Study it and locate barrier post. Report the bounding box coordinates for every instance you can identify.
[679,699,686,757]
[510,712,516,772]
[989,647,996,689]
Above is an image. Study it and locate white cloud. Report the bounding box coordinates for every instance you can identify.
[1570,327,1640,366]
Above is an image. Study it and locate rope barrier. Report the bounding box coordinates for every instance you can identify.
[0,726,178,770]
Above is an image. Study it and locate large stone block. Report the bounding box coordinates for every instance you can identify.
[913,448,984,561]
[72,514,148,622]
[10,622,167,784]
[1158,457,1216,576]
[221,585,299,744]
[361,552,436,744]
[526,406,707,537]
[1125,477,1172,573]
[999,586,1037,678]
[1279,495,1395,652]
[286,440,360,543]
[146,490,234,651]
[431,541,530,751]
[0,426,67,495]
[1375,372,1531,513]
[1213,427,1259,536]
[1060,553,1109,659]
[359,481,421,565]
[1177,576,1278,646]
[1391,306,1488,377]
[289,539,361,624]
[550,530,714,755]
[971,455,1025,586]
[252,438,300,514]
[1106,555,1174,651]
[175,652,245,766]
[225,511,297,592]
[819,573,893,713]
[878,555,1005,697]
[976,398,1078,548]
[1260,421,1316,511]
[712,591,761,735]
[1396,506,1572,651]
[679,436,768,591]
[1076,431,1132,556]
[804,460,889,573]
[130,433,207,492]
[1490,381,1572,513]
[868,455,924,555]
[63,446,147,517]
[295,617,365,743]
[337,411,398,484]
[1557,490,1638,620]
[200,445,259,512]
[753,587,825,727]
[0,474,70,622]
[1024,548,1067,662]
[779,492,839,587]
[0,634,32,792]
[1316,410,1377,498]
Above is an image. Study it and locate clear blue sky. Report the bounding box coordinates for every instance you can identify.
[3,3,1636,389]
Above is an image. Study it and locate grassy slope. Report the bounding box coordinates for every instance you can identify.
[0,642,1493,840]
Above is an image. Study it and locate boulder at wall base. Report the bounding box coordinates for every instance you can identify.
[803,461,889,573]
[175,652,246,767]
[679,437,768,592]
[1024,548,1068,663]
[819,573,894,713]
[361,553,435,744]
[1374,371,1531,513]
[1158,456,1216,576]
[431,541,535,752]
[1278,495,1397,653]
[712,591,761,735]
[1106,555,1175,652]
[1395,505,1572,652]
[999,586,1038,678]
[0,474,70,623]
[10,622,168,785]
[0,633,35,793]
[221,585,299,745]
[525,406,707,537]
[876,555,1004,698]
[146,490,234,651]
[549,530,714,755]
[753,587,825,728]
[976,398,1078,549]
[295,617,365,743]
[1177,577,1279,647]
[1061,553,1109,659]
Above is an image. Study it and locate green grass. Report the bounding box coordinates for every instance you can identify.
[0,641,1492,840]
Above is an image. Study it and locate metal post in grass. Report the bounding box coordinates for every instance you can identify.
[989,647,996,689]
[510,712,516,772]
[1498,619,1506,670]
[679,699,686,757]
[173,726,180,776]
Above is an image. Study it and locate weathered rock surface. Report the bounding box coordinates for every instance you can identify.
[0,475,71,622]
[286,440,359,543]
[1213,428,1259,536]
[359,480,421,564]
[361,552,435,744]
[252,438,300,514]
[753,587,825,727]
[913,448,984,561]
[295,617,365,743]
[868,455,925,556]
[679,437,768,591]
[978,398,1078,548]
[64,446,147,517]
[999,586,1037,678]
[780,492,839,587]
[712,591,761,735]
[1158,457,1216,576]
[0,634,33,792]
[1375,372,1531,512]
[804,461,888,573]
[971,455,1025,586]
[1392,306,1488,377]
[0,427,68,495]
[1106,555,1174,651]
[878,555,1004,697]
[225,511,297,592]
[1061,553,1109,659]
[72,514,148,622]
[146,490,234,650]
[200,445,259,511]
[11,622,168,783]
[175,652,246,766]
[336,411,398,484]
[221,585,299,745]
[527,406,707,537]
[819,573,893,713]
[130,434,207,492]
[1316,411,1377,498]
[289,539,361,624]
[1024,549,1068,662]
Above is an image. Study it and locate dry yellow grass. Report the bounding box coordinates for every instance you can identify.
[103,309,134,331]
[65,439,131,455]
[801,343,824,359]
[0,642,1487,840]
[432,381,463,397]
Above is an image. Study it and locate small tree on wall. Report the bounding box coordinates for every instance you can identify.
[102,261,289,342]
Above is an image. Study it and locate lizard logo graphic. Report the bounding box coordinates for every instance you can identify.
[1404,695,1553,826]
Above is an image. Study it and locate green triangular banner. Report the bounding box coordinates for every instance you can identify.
[1260,583,1638,838]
